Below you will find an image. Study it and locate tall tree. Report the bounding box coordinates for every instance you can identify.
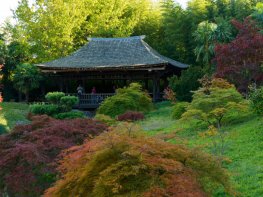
[193,21,218,67]
[12,0,155,63]
[12,63,43,102]
[215,18,263,93]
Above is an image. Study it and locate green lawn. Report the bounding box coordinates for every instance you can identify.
[142,102,263,197]
[0,102,29,133]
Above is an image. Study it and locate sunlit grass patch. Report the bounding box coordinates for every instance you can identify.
[0,102,29,132]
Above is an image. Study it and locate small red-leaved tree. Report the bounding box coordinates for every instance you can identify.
[0,115,107,197]
[214,18,263,93]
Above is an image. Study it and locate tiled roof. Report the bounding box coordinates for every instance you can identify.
[38,36,188,69]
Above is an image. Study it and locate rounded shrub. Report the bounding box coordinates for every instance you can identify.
[45,92,65,104]
[97,83,153,118]
[60,96,79,111]
[172,102,189,119]
[117,111,145,122]
[30,103,61,116]
[54,111,85,120]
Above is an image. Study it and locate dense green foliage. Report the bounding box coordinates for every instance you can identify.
[45,92,66,104]
[44,125,232,196]
[97,83,153,117]
[169,66,204,101]
[12,63,42,102]
[30,104,62,116]
[60,96,79,111]
[249,86,263,116]
[182,78,247,128]
[172,102,189,119]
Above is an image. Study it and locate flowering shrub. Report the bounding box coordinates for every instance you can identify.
[0,115,107,197]
[117,111,145,122]
[44,127,233,196]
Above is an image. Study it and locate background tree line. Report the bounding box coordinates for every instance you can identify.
[0,0,262,101]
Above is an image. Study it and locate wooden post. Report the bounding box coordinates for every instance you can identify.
[152,74,160,102]
[145,79,149,91]
[59,79,63,92]
[41,83,46,100]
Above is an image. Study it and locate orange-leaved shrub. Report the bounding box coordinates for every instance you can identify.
[44,126,234,197]
[0,115,107,197]
[117,111,145,122]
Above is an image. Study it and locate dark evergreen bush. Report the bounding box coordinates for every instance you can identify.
[169,66,205,102]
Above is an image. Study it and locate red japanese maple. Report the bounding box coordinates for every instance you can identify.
[214,18,263,93]
[0,115,107,197]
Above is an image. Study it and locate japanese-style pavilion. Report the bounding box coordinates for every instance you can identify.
[37,36,188,108]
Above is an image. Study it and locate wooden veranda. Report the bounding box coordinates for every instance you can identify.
[37,36,188,108]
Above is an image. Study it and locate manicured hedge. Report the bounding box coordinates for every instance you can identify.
[54,111,85,120]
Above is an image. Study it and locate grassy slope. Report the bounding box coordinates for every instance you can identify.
[141,102,263,197]
[0,102,29,132]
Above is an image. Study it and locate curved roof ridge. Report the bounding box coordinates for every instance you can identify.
[140,39,188,68]
[88,35,145,41]
[37,36,188,69]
